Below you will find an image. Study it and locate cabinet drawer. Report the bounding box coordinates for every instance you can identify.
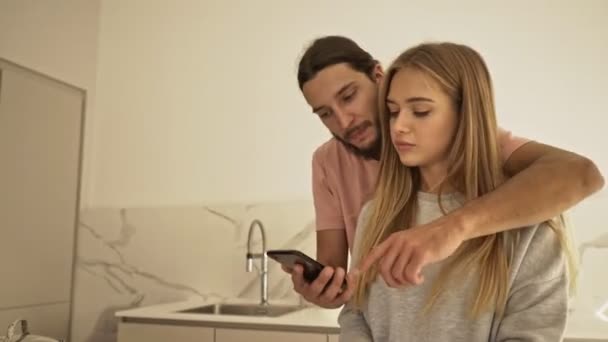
[215,328,327,342]
[117,322,214,342]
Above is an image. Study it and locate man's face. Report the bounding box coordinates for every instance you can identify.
[302,63,383,159]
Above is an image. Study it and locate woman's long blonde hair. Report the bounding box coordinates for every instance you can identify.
[353,42,576,318]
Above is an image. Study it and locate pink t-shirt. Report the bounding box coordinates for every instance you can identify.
[312,128,530,249]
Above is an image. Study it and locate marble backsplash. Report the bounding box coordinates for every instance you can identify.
[70,201,318,342]
[69,196,608,342]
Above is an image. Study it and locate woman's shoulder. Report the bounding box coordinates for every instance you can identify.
[508,220,568,289]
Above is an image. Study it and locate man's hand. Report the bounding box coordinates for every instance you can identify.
[356,215,467,288]
[282,264,359,308]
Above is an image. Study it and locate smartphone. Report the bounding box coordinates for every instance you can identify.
[266,249,325,283]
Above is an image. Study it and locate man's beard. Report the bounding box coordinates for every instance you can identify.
[333,129,382,160]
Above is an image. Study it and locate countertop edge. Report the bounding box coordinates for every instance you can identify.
[119,316,340,334]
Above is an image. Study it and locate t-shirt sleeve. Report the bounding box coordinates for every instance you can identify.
[312,149,345,231]
[497,127,531,164]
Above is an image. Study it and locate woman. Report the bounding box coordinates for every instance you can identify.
[339,42,576,341]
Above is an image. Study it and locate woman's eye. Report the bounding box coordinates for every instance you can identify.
[413,111,430,117]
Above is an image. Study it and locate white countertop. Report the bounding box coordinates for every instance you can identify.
[116,298,608,340]
[116,298,341,334]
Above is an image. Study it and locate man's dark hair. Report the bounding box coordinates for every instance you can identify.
[297,36,378,89]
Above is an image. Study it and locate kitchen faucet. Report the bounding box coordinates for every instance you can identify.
[246,219,268,306]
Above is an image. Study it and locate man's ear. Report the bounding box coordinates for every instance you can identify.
[372,63,384,84]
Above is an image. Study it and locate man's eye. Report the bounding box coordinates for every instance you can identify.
[343,90,356,102]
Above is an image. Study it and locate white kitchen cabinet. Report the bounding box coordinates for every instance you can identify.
[328,334,339,342]
[117,322,214,342]
[215,328,327,342]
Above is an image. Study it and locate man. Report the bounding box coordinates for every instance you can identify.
[287,35,604,309]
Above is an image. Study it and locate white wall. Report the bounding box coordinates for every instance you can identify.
[0,0,101,206]
[89,0,608,208]
[0,0,100,88]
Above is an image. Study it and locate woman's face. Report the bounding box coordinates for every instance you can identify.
[387,67,459,187]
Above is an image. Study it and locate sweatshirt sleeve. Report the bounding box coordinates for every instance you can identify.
[338,304,373,342]
[338,201,374,342]
[495,223,569,341]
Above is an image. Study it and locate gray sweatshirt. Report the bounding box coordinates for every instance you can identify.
[339,192,569,342]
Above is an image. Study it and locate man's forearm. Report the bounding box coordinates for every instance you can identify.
[317,229,349,268]
[455,153,604,240]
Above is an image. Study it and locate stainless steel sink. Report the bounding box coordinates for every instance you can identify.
[177,303,303,317]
